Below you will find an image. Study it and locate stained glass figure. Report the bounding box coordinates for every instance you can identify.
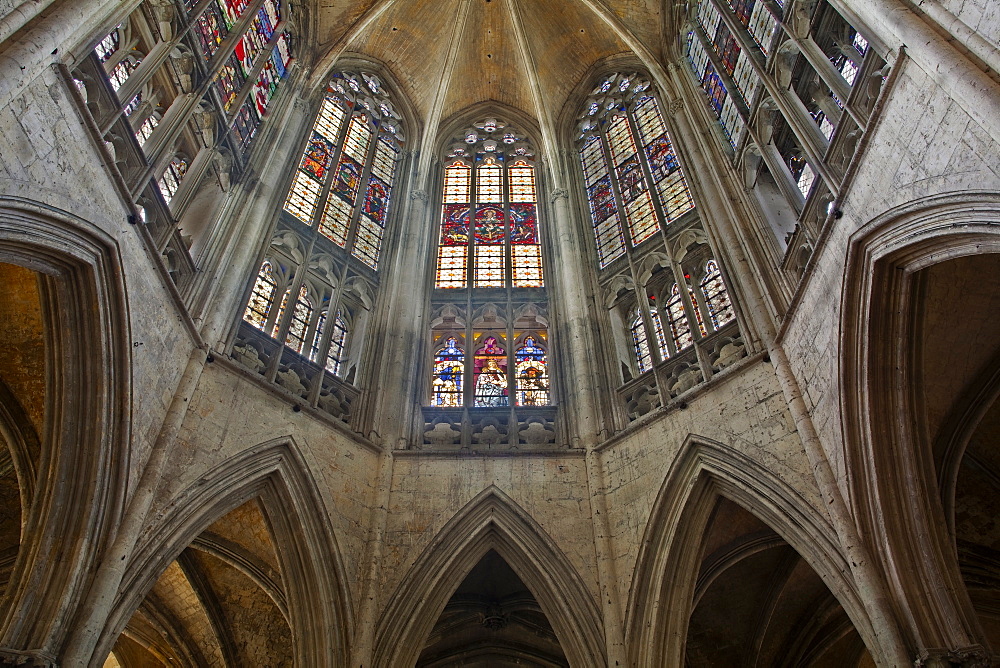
[244,261,277,330]
[701,260,735,329]
[515,338,549,406]
[284,285,313,353]
[474,337,508,407]
[432,338,465,407]
[666,284,693,351]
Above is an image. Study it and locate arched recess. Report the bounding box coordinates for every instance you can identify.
[373,486,606,668]
[627,435,879,667]
[839,191,1000,660]
[0,198,131,658]
[97,438,352,667]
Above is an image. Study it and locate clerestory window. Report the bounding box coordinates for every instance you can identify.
[282,70,404,271]
[429,118,551,408]
[576,73,696,268]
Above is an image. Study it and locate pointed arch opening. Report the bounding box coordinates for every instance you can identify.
[374,487,605,667]
[627,436,879,666]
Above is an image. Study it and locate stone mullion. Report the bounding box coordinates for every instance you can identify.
[704,0,834,190]
[307,270,351,405]
[264,257,308,382]
[307,103,351,239]
[591,125,659,368]
[625,104,675,258]
[115,36,175,113]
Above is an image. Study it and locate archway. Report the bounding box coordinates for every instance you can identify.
[627,436,878,666]
[97,438,352,667]
[374,486,605,668]
[839,192,1000,660]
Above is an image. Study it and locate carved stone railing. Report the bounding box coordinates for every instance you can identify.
[618,320,747,423]
[420,406,561,451]
[231,322,358,425]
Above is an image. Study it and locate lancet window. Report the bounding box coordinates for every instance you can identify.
[282,70,405,271]
[429,118,551,410]
[576,73,695,268]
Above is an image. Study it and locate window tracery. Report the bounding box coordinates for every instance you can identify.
[576,73,695,268]
[282,70,405,271]
[428,118,551,416]
[234,234,372,429]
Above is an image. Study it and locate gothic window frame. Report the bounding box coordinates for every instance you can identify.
[281,69,406,272]
[427,116,553,410]
[575,72,697,269]
[239,245,370,385]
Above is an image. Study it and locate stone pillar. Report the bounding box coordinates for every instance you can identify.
[544,157,626,666]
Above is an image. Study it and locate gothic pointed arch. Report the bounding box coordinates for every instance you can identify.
[627,435,878,666]
[0,198,131,660]
[839,191,1000,660]
[100,437,352,667]
[373,486,606,667]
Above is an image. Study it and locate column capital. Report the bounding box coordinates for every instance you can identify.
[915,646,994,668]
[409,189,428,202]
[549,188,569,203]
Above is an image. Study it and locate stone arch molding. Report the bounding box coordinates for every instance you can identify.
[839,191,1000,659]
[0,197,131,661]
[100,437,353,667]
[373,486,606,667]
[626,434,880,667]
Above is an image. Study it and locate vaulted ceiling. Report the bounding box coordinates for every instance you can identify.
[304,0,683,135]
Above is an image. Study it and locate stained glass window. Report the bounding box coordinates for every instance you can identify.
[701,260,735,329]
[515,338,548,406]
[430,119,550,409]
[284,285,313,354]
[685,0,771,148]
[666,284,694,351]
[281,71,403,271]
[632,311,654,373]
[432,338,465,407]
[578,75,695,268]
[474,337,508,407]
[310,310,348,375]
[244,261,277,329]
[158,157,188,204]
[632,309,668,373]
[134,113,158,146]
[435,145,544,289]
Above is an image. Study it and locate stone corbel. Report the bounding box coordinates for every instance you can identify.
[169,46,195,94]
[774,41,801,89]
[148,0,177,41]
